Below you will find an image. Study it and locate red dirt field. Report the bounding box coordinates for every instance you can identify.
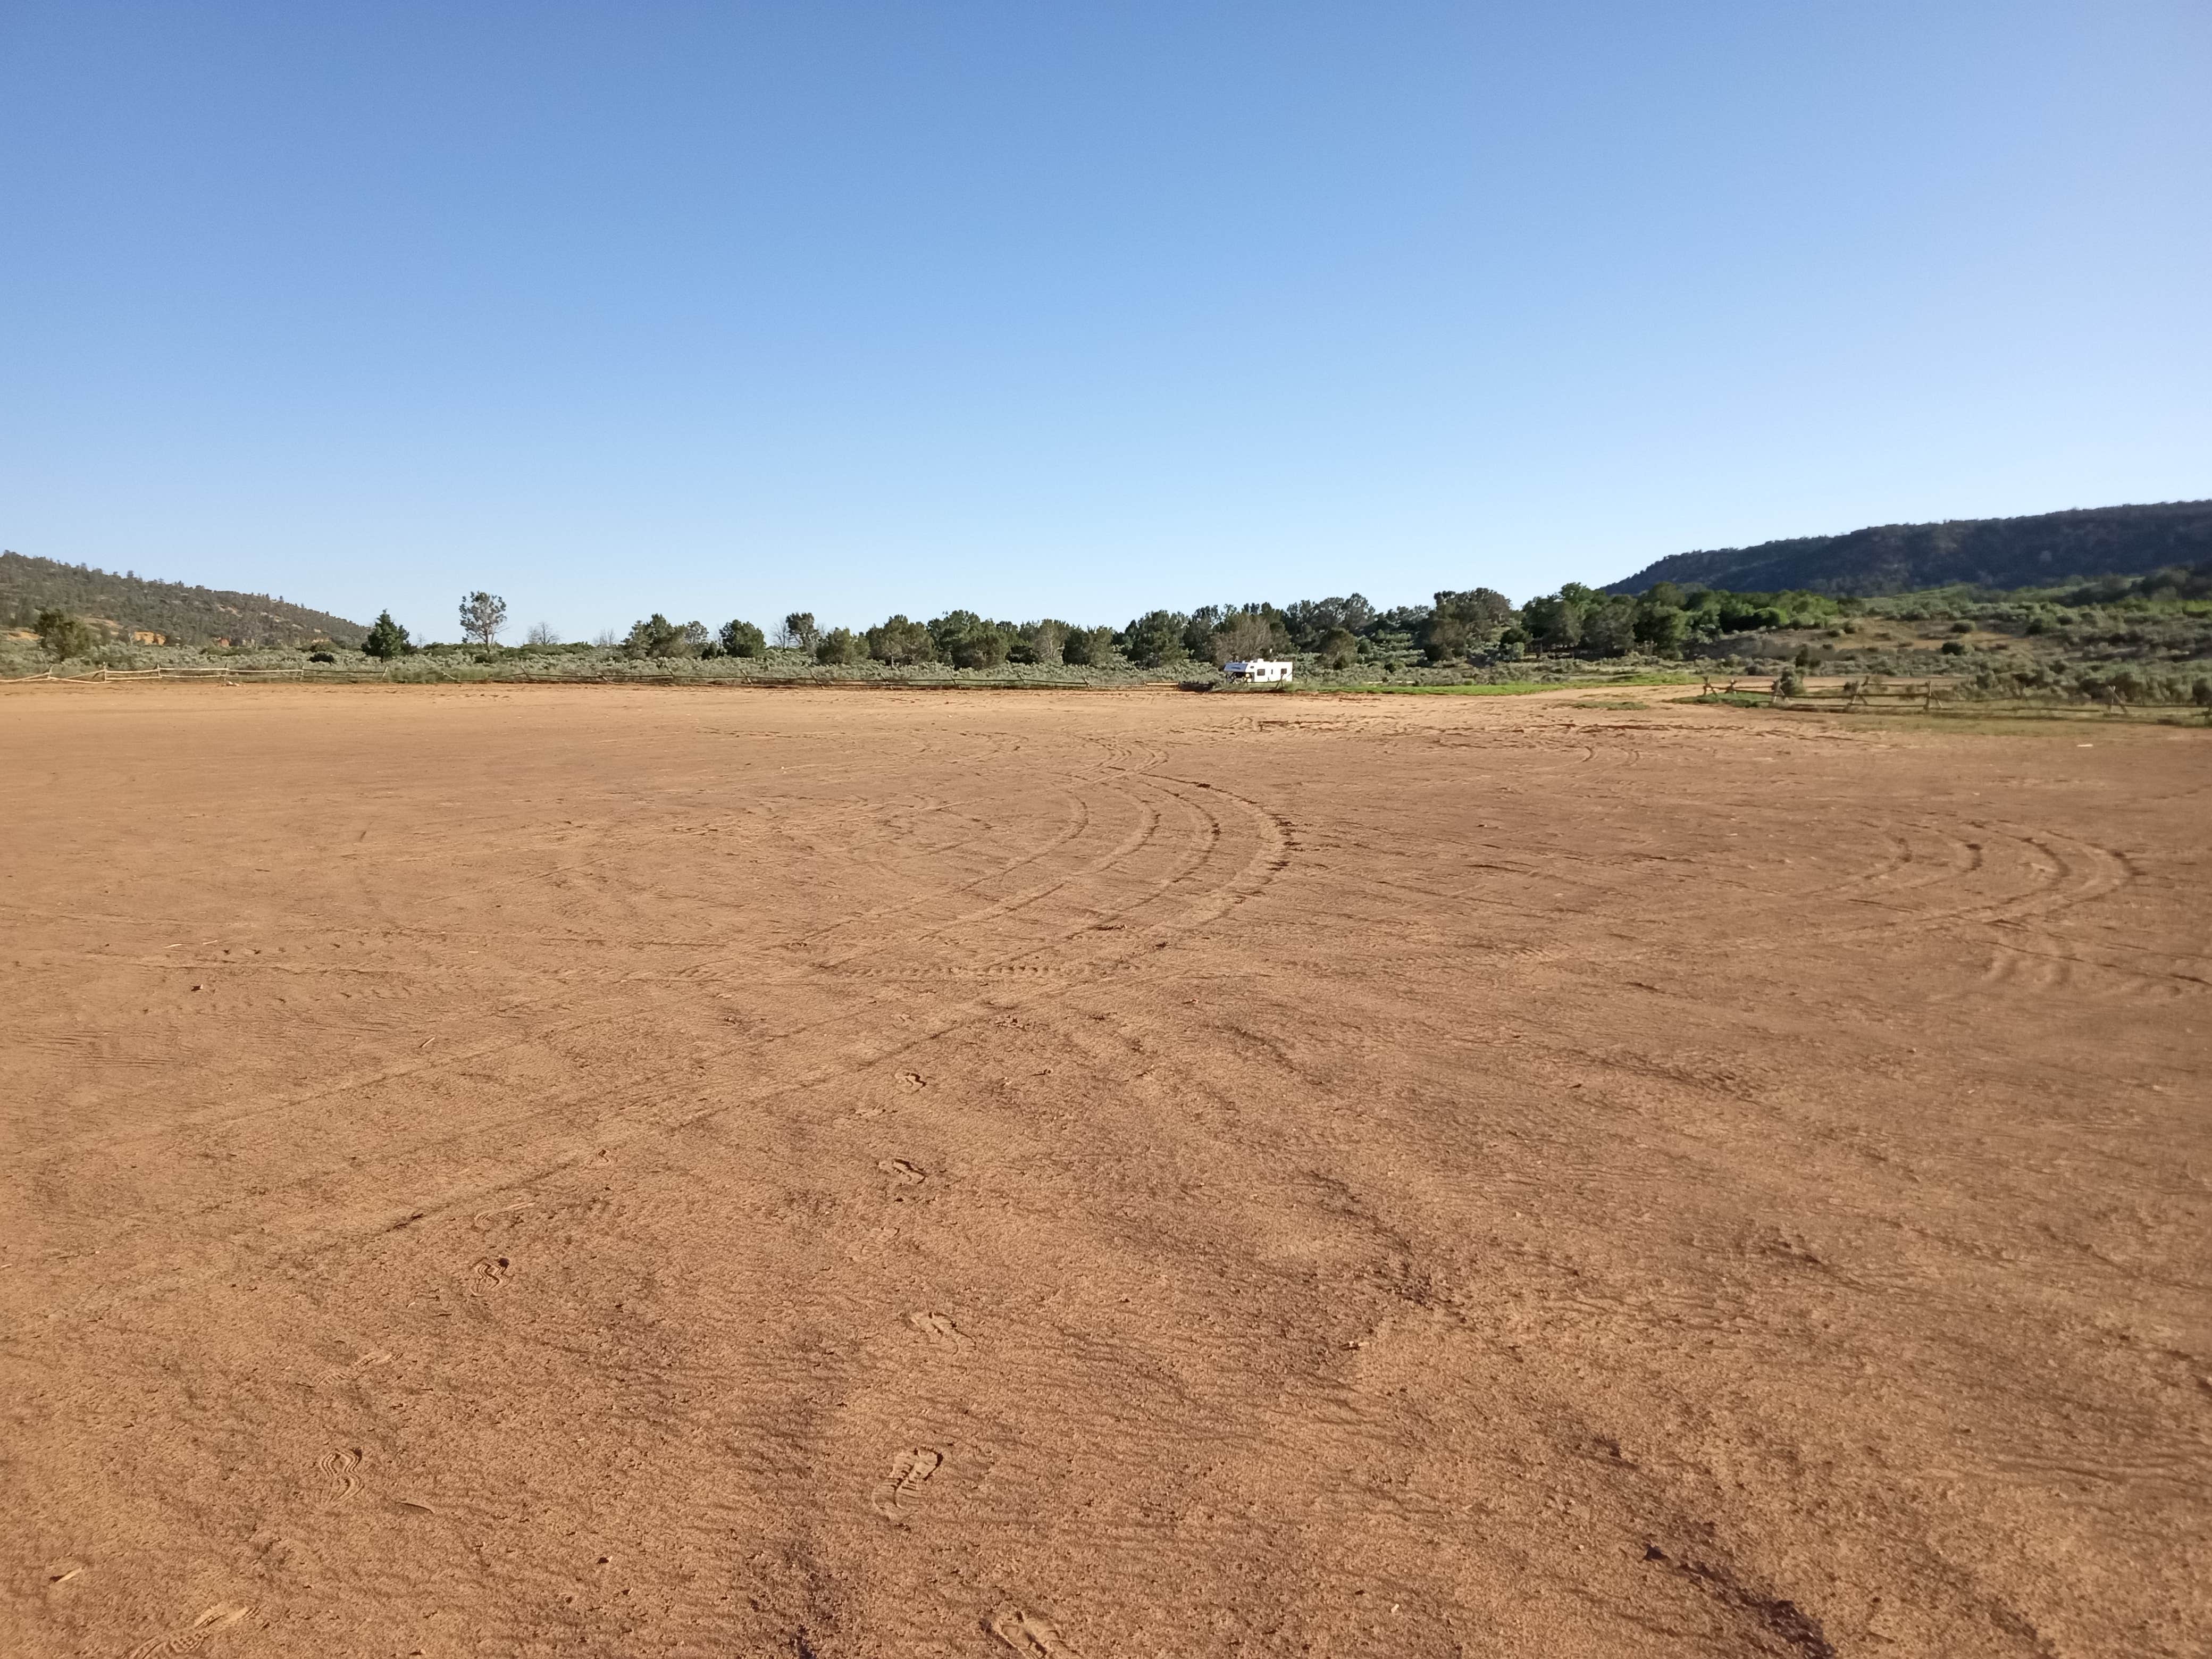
[2,682,2207,1658]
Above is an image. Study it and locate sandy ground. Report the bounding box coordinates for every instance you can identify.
[2,683,2207,1658]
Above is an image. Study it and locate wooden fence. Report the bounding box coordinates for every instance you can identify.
[1706,677,2210,724]
[0,665,1178,692]
[3,665,313,685]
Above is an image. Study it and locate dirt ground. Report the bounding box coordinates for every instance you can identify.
[2,682,2207,1658]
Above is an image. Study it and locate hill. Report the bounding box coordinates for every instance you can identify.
[0,551,366,648]
[1602,500,2212,597]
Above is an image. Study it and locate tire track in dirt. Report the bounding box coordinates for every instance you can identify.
[814,758,1212,980]
[914,767,1214,971]
[808,780,1157,973]
[736,727,1091,955]
[4,738,1077,1117]
[33,709,1650,1650]
[1969,937,2210,998]
[1809,820,2142,951]
[811,713,1290,974]
[909,750,1292,979]
[8,688,2209,1657]
[6,774,1107,1175]
[16,729,1303,1320]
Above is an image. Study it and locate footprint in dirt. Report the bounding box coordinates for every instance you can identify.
[315,1447,363,1500]
[872,1447,944,1520]
[249,1531,318,1574]
[877,1158,927,1186]
[125,1602,253,1658]
[906,1311,970,1346]
[988,1608,1084,1656]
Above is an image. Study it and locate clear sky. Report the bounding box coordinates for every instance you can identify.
[3,2,2206,641]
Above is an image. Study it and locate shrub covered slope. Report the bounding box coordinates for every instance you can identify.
[1603,500,2211,597]
[0,551,366,647]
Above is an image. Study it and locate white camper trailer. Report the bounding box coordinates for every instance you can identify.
[1223,659,1294,684]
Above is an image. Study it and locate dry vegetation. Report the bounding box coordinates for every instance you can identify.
[3,682,2207,1657]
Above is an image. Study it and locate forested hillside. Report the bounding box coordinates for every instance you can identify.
[0,551,365,647]
[1604,501,2212,597]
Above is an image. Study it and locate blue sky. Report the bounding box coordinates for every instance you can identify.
[3,2,2206,640]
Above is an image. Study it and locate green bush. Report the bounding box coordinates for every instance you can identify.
[1013,620,1068,665]
[1420,614,1470,663]
[1119,610,1189,668]
[1633,603,1690,655]
[865,615,934,665]
[1581,599,1637,656]
[621,614,691,658]
[1060,624,1118,667]
[33,608,96,660]
[362,610,413,659]
[930,610,1011,669]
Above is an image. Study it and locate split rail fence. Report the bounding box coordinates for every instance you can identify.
[1712,677,2210,724]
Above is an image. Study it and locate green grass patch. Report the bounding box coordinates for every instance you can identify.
[1684,690,1773,708]
[1313,672,1694,697]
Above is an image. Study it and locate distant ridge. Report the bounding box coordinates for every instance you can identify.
[0,551,366,647]
[1602,500,2212,597]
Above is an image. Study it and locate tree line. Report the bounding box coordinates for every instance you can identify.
[336,582,1871,668]
[567,584,1851,668]
[60,575,2119,669]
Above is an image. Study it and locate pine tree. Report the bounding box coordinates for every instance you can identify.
[362,610,413,659]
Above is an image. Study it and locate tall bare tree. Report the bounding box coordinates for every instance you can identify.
[1211,611,1278,666]
[1023,619,1068,665]
[459,591,508,647]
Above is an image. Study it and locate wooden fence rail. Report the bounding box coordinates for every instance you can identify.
[1702,676,2209,723]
